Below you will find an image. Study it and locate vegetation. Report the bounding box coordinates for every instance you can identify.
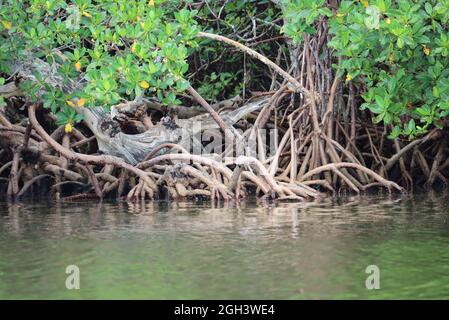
[0,0,198,129]
[0,0,448,201]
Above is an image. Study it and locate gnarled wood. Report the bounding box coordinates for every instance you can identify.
[6,54,268,164]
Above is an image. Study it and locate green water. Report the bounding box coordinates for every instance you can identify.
[0,195,449,299]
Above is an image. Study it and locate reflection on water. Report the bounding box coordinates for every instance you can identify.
[0,194,449,299]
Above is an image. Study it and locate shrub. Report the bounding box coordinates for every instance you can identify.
[0,0,199,129]
[282,0,449,139]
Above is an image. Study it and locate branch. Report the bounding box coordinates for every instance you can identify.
[0,82,22,98]
[298,162,404,192]
[197,31,311,98]
[28,104,156,189]
[186,85,233,135]
[384,129,438,171]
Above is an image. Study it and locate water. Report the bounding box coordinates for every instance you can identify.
[0,195,449,299]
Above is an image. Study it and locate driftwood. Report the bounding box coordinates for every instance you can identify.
[79,98,268,164]
[4,53,268,164]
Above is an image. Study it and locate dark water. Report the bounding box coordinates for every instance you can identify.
[0,195,449,299]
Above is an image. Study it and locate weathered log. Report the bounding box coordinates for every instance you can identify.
[4,54,268,164]
[79,98,267,164]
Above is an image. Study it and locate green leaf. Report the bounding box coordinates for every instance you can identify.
[388,125,401,139]
[374,95,386,109]
[406,119,416,133]
[415,106,431,116]
[365,6,380,30]
[425,3,433,15]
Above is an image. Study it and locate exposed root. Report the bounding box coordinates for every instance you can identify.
[28,104,157,199]
[17,174,53,199]
[1,16,448,204]
[298,162,404,192]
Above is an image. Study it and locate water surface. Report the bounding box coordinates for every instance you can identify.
[0,195,449,299]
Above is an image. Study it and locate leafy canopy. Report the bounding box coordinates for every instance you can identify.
[283,0,449,138]
[0,0,199,129]
[1,0,449,139]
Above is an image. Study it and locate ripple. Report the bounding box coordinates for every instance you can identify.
[1,194,449,299]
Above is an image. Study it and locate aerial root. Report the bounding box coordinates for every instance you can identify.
[0,99,415,202]
[298,162,404,193]
[27,104,160,200]
[127,178,155,200]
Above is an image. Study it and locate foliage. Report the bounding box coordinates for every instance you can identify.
[191,0,281,102]
[1,0,449,140]
[0,0,199,127]
[197,72,243,103]
[282,0,449,139]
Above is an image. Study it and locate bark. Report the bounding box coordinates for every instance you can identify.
[4,54,268,165]
[79,98,267,164]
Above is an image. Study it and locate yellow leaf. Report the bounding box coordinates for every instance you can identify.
[77,98,86,107]
[131,42,137,53]
[136,16,141,22]
[75,61,82,72]
[82,11,92,18]
[360,0,369,8]
[64,123,73,134]
[386,18,391,25]
[140,22,145,28]
[148,0,155,6]
[1,20,12,30]
[66,100,75,107]
[346,74,352,82]
[139,81,150,89]
[423,46,430,56]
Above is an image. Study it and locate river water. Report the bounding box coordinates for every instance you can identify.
[0,195,448,299]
